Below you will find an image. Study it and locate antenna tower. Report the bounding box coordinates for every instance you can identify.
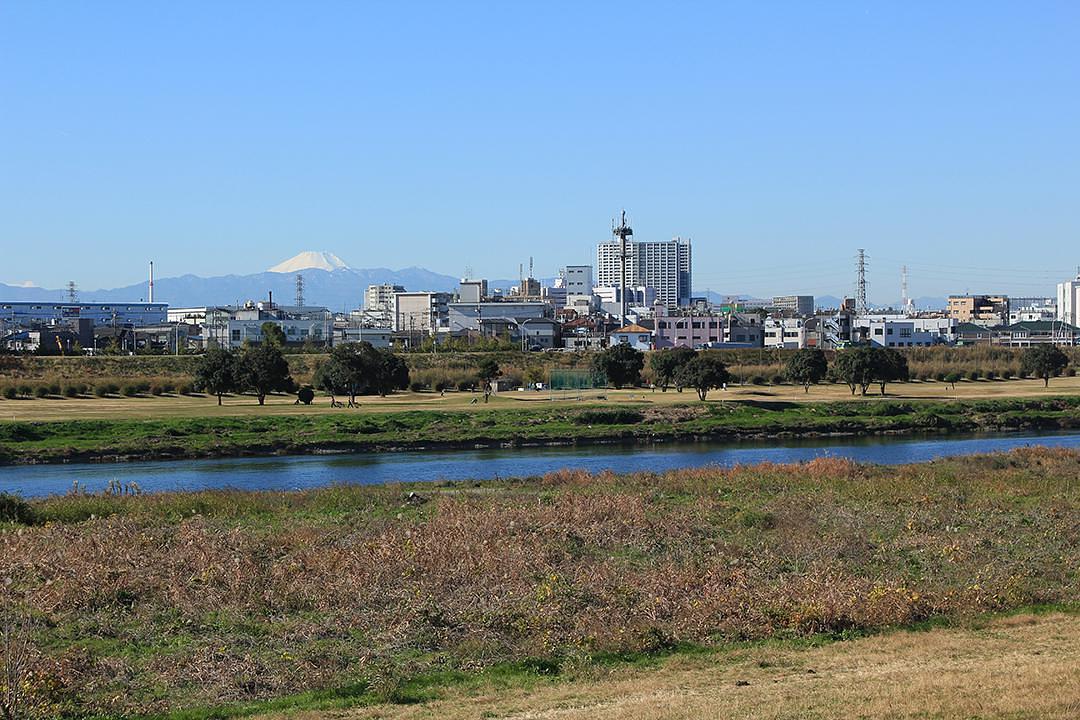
[855,249,869,316]
[295,273,305,308]
[66,281,78,304]
[613,210,634,326]
[901,265,913,316]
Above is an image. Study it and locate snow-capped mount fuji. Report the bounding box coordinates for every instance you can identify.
[268,251,350,273]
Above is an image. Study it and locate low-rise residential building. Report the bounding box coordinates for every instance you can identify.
[863,316,957,348]
[947,295,1009,326]
[653,305,764,348]
[609,323,654,351]
[999,321,1079,347]
[764,317,820,349]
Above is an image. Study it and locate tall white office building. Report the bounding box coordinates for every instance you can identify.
[1057,273,1080,326]
[596,237,691,308]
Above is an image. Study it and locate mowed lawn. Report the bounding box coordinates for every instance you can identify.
[2,374,1079,422]
[270,612,1080,720]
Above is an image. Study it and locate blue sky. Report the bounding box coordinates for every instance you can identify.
[1,1,1078,300]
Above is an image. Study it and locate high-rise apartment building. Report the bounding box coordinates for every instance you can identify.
[1058,274,1080,326]
[561,265,594,296]
[365,284,406,311]
[596,237,691,308]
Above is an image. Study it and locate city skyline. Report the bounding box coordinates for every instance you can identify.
[3,2,1079,297]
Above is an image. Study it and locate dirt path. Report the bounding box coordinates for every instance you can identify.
[262,613,1080,720]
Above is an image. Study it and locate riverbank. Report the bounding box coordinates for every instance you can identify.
[2,396,1080,465]
[1,448,1077,718]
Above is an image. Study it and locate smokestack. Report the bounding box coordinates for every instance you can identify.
[268,290,273,307]
[149,261,154,303]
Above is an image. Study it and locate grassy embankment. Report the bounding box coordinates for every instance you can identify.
[3,346,1078,399]
[1,395,1080,465]
[1,448,1078,718]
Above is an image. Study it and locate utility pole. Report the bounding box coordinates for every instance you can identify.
[613,210,633,327]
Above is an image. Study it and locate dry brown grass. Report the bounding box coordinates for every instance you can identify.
[270,612,1080,720]
[2,449,1079,716]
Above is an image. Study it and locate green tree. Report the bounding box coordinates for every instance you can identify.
[675,353,730,401]
[649,347,695,391]
[295,386,315,405]
[260,322,287,347]
[876,348,910,396]
[315,343,410,407]
[593,344,645,389]
[476,357,501,402]
[194,347,238,406]
[237,341,293,405]
[784,348,828,393]
[1021,344,1069,387]
[832,345,878,396]
[368,346,410,396]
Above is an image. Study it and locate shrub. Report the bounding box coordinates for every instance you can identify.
[93,382,119,397]
[296,386,315,405]
[48,382,61,396]
[1,386,16,400]
[984,370,996,381]
[33,385,50,398]
[770,374,785,385]
[1003,368,1014,379]
[934,372,946,382]
[457,379,474,392]
[409,381,427,393]
[574,408,644,425]
[1068,367,1077,377]
[17,384,32,398]
[967,370,981,381]
[1018,368,1030,379]
[63,384,80,398]
[121,383,141,397]
[751,375,766,385]
[149,384,164,396]
[176,382,194,395]
[160,382,176,394]
[0,493,36,524]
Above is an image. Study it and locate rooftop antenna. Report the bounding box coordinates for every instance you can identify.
[855,249,868,316]
[613,209,634,326]
[518,263,523,296]
[148,261,155,303]
[529,256,534,279]
[66,281,78,304]
[295,273,305,308]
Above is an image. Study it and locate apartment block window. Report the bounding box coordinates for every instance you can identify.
[231,330,241,341]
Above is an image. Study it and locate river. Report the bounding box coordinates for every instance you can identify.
[2,430,1080,498]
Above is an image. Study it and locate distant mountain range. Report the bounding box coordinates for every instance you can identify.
[1,251,948,312]
[0,252,523,310]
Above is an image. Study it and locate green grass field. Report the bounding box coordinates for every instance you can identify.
[1,394,1080,465]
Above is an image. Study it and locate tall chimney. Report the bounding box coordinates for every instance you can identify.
[149,261,154,303]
